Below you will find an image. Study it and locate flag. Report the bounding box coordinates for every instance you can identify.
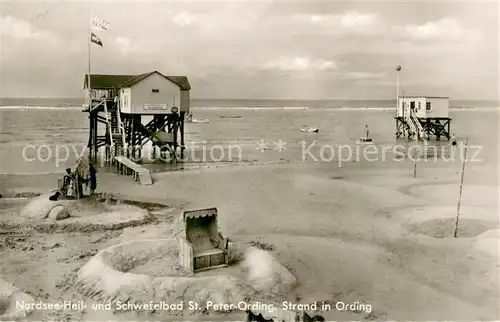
[91,16,109,31]
[90,32,103,47]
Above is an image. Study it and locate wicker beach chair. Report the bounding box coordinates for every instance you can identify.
[174,208,229,272]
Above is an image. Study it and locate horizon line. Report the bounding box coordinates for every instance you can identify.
[0,97,497,102]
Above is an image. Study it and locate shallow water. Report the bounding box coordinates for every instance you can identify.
[0,107,498,174]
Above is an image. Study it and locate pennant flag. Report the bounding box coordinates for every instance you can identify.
[90,32,103,47]
[91,16,109,31]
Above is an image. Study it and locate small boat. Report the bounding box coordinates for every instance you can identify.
[191,119,210,123]
[300,126,319,133]
[357,137,373,144]
[220,116,242,119]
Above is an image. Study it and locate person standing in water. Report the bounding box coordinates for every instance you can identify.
[451,133,457,147]
[365,124,370,138]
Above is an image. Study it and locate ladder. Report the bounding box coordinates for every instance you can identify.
[116,107,127,153]
[404,113,418,140]
[105,97,127,159]
[410,109,426,140]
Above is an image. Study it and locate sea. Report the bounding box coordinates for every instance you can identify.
[0,98,498,175]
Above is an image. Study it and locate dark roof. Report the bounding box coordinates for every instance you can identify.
[119,72,154,88]
[164,76,191,91]
[84,74,135,89]
[83,70,191,90]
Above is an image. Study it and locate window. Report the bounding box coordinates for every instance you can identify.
[152,89,160,93]
[426,102,431,111]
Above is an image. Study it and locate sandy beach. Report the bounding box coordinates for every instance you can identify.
[1,155,498,320]
[2,0,499,319]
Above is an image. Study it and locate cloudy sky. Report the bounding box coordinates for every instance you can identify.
[0,0,498,99]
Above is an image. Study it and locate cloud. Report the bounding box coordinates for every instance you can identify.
[341,71,386,81]
[114,36,136,55]
[1,15,56,42]
[262,57,337,72]
[386,17,484,56]
[340,11,378,28]
[0,2,496,100]
[404,17,466,41]
[171,11,200,27]
[292,11,380,32]
[168,6,265,35]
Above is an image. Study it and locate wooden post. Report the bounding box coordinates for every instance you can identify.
[137,115,142,161]
[131,117,136,160]
[413,158,417,178]
[173,114,178,151]
[180,112,185,159]
[413,145,418,178]
[87,112,93,159]
[92,113,96,161]
[126,116,131,158]
[151,116,156,159]
[93,111,98,162]
[454,137,469,238]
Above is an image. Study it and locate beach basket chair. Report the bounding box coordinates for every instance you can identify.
[56,155,90,199]
[57,174,78,199]
[173,208,229,273]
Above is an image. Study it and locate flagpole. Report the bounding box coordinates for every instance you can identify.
[86,6,92,159]
[87,7,92,100]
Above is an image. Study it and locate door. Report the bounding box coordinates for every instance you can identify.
[410,101,415,114]
[403,101,410,118]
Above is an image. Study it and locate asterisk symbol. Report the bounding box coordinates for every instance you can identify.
[255,139,269,152]
[274,139,287,152]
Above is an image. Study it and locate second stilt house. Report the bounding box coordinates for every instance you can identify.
[395,96,452,141]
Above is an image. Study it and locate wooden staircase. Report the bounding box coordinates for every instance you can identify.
[109,111,123,157]
[104,102,126,159]
[104,101,151,185]
[410,109,427,140]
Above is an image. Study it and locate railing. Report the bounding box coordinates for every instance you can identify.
[116,108,127,153]
[87,89,119,100]
[89,99,105,112]
[404,113,418,140]
[103,100,115,155]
